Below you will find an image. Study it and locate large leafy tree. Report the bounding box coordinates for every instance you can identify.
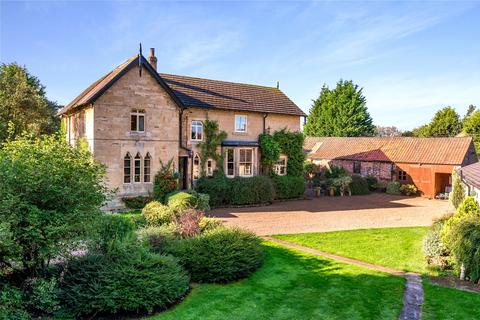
[410,106,462,137]
[0,63,60,144]
[427,106,462,137]
[463,109,480,153]
[304,80,374,137]
[0,134,106,278]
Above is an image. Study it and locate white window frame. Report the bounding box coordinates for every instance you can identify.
[239,148,253,177]
[131,109,145,133]
[225,148,235,178]
[235,115,247,133]
[191,120,203,142]
[274,156,287,176]
[206,159,213,176]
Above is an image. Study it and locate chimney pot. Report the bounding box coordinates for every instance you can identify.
[148,48,157,71]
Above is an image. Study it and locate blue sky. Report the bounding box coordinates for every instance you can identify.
[1,1,480,130]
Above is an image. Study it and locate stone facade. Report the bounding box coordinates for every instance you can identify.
[183,107,300,182]
[62,65,302,209]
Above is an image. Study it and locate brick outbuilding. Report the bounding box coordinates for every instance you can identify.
[305,137,478,198]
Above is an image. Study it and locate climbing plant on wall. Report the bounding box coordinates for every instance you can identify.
[198,119,227,176]
[258,133,281,174]
[259,129,305,177]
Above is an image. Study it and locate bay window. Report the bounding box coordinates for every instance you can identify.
[239,148,253,176]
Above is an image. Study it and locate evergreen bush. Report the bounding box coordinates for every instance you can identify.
[60,241,189,317]
[450,170,465,209]
[386,181,401,195]
[162,227,264,283]
[423,217,450,268]
[349,175,370,195]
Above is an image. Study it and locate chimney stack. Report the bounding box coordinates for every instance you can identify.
[148,48,157,71]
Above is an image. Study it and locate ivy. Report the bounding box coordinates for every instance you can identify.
[258,133,280,173]
[198,120,227,176]
[259,129,305,177]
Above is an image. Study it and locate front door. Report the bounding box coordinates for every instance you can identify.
[178,157,188,190]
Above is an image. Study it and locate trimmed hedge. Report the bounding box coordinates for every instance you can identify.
[196,173,229,207]
[60,241,189,317]
[162,227,264,283]
[272,175,305,199]
[349,175,370,195]
[196,173,275,207]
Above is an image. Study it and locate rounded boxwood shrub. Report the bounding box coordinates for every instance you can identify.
[162,227,264,283]
[167,191,210,212]
[349,175,370,195]
[60,241,189,317]
[386,181,401,195]
[142,201,176,226]
[272,175,305,199]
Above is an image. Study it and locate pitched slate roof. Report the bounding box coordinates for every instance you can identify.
[58,54,183,115]
[305,136,476,165]
[458,162,480,189]
[59,54,305,117]
[159,73,305,116]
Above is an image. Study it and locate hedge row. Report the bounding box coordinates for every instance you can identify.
[196,173,305,207]
[196,174,275,207]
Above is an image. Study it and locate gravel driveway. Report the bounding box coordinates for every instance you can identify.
[209,193,453,236]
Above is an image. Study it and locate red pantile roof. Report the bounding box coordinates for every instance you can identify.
[305,136,476,165]
[59,54,305,117]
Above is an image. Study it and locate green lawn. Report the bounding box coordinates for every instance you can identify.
[274,227,429,273]
[274,227,480,319]
[151,242,405,320]
[423,278,480,320]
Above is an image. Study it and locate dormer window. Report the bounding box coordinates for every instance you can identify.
[131,109,145,132]
[235,115,247,133]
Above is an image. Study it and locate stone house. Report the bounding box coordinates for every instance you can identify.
[58,49,305,208]
[304,136,478,198]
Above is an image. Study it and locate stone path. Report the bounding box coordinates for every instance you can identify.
[265,236,424,320]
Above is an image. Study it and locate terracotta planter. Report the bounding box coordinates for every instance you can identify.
[314,187,321,197]
[329,187,335,197]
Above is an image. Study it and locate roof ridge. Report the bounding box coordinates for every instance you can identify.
[159,72,280,91]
